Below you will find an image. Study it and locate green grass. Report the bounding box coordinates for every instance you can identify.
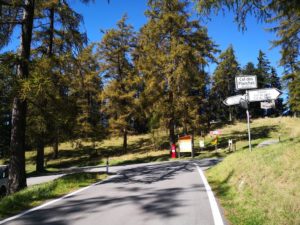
[205,117,300,225]
[0,172,108,219]
[0,133,171,174]
[0,127,225,176]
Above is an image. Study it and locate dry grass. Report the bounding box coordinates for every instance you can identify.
[21,132,170,174]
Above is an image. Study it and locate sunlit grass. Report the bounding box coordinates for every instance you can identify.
[205,117,300,225]
[0,172,107,219]
[21,132,169,174]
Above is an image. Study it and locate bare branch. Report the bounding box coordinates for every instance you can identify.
[0,19,23,25]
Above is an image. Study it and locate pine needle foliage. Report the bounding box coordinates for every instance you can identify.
[98,15,138,153]
[136,0,218,144]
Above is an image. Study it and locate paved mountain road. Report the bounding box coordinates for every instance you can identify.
[2,159,226,225]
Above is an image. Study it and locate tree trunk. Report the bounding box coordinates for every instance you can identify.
[53,136,59,159]
[36,136,45,172]
[9,98,27,193]
[48,6,59,160]
[183,123,187,135]
[169,90,176,146]
[169,118,176,145]
[123,128,127,153]
[8,0,35,194]
[47,7,54,56]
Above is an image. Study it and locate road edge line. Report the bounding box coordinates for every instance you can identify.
[194,163,224,225]
[0,174,118,225]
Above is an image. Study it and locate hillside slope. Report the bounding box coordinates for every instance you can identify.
[206,117,300,225]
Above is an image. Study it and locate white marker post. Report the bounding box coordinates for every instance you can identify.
[246,92,252,152]
[106,157,109,174]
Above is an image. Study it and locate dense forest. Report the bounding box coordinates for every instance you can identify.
[0,0,299,194]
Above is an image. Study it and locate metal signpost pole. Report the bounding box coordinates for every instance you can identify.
[245,90,252,152]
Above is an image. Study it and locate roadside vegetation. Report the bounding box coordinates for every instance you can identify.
[1,130,222,175]
[0,172,107,219]
[206,117,300,225]
[0,116,298,224]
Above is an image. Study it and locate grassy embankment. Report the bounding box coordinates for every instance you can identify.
[0,117,298,222]
[0,129,223,175]
[0,172,107,219]
[206,117,300,225]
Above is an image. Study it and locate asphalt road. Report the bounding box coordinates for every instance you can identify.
[3,159,226,225]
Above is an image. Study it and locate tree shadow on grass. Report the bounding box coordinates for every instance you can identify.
[208,170,235,197]
[201,125,279,152]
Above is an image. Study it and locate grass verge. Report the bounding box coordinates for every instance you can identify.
[206,117,300,225]
[0,172,108,219]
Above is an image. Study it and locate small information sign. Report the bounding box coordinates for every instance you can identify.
[178,135,192,153]
[235,75,257,90]
[260,101,275,109]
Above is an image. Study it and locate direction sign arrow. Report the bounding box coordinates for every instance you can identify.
[223,95,245,106]
[248,88,281,102]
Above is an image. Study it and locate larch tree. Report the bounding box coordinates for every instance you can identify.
[0,0,35,193]
[98,15,137,153]
[71,44,103,150]
[135,0,217,145]
[195,0,300,116]
[0,0,95,192]
[28,0,90,170]
[211,45,240,122]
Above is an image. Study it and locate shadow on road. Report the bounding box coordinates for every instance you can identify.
[11,160,220,225]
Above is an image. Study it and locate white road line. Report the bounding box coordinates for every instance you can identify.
[194,163,225,225]
[0,175,118,225]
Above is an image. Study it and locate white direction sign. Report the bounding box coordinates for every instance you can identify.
[248,88,281,102]
[261,101,275,109]
[235,75,257,90]
[223,94,245,106]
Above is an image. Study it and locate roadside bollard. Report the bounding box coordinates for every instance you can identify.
[106,157,109,174]
[228,139,233,152]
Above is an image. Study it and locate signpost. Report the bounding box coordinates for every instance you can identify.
[235,75,257,90]
[248,88,281,102]
[223,95,245,106]
[223,75,282,152]
[178,135,193,157]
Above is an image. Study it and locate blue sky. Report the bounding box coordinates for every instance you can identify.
[71,0,283,76]
[4,0,283,76]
